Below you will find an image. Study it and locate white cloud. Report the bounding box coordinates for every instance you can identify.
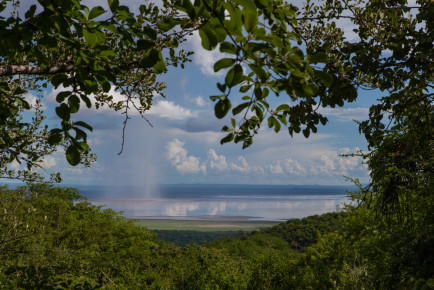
[189,31,225,76]
[10,160,20,169]
[207,149,228,171]
[230,156,265,175]
[317,107,369,122]
[23,92,47,111]
[193,96,206,107]
[268,161,284,175]
[46,85,197,121]
[147,100,198,120]
[283,158,306,175]
[40,156,56,169]
[166,139,206,174]
[309,147,367,177]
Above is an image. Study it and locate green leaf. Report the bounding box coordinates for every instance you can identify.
[248,64,267,82]
[154,60,166,74]
[314,70,333,87]
[240,85,252,93]
[108,0,119,12]
[51,74,67,88]
[137,39,155,50]
[48,133,63,145]
[243,10,258,33]
[267,116,275,128]
[276,104,290,111]
[55,104,70,121]
[74,121,93,132]
[215,99,232,119]
[83,29,97,46]
[68,95,80,113]
[142,48,160,68]
[79,142,91,152]
[102,80,111,93]
[214,58,235,72]
[273,117,281,132]
[233,0,256,11]
[25,4,37,19]
[225,64,243,88]
[220,42,237,54]
[88,6,106,20]
[217,83,226,93]
[220,133,234,144]
[80,95,92,108]
[232,102,250,115]
[309,52,328,64]
[66,145,81,166]
[199,25,218,50]
[157,18,181,32]
[302,128,310,138]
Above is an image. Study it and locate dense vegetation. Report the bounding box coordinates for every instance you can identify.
[1,184,433,289]
[152,230,238,247]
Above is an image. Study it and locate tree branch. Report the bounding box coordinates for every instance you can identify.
[0,64,75,77]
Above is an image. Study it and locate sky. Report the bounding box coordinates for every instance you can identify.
[6,0,387,186]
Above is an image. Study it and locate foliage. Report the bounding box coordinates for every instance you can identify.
[153,229,238,246]
[0,0,193,181]
[263,212,347,251]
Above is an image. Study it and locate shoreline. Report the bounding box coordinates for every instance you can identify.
[128,215,285,222]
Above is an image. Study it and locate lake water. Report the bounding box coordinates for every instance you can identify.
[78,184,353,221]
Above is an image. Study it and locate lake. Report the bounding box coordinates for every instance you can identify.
[78,184,353,221]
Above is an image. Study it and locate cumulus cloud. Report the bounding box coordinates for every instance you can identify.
[230,157,265,175]
[309,147,367,177]
[317,107,369,122]
[189,31,226,76]
[166,139,206,174]
[147,100,198,120]
[193,96,206,107]
[207,149,228,171]
[45,85,198,121]
[40,156,57,169]
[268,161,284,175]
[283,158,306,175]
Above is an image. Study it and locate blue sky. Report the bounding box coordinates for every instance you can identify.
[7,0,386,186]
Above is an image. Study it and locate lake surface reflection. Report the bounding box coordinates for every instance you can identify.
[80,184,352,221]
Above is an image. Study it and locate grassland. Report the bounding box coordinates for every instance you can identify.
[133,219,279,232]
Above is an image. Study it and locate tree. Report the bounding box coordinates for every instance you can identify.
[0,0,193,181]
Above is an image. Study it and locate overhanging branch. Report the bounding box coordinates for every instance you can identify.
[0,64,75,77]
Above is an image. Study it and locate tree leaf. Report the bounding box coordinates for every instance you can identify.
[48,133,63,145]
[83,29,97,46]
[225,64,243,88]
[68,95,80,113]
[199,25,218,50]
[66,145,81,166]
[314,70,333,87]
[215,99,232,119]
[232,102,250,115]
[309,52,328,64]
[74,121,93,132]
[56,91,72,103]
[55,104,70,121]
[88,6,106,20]
[214,58,235,72]
[248,64,267,82]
